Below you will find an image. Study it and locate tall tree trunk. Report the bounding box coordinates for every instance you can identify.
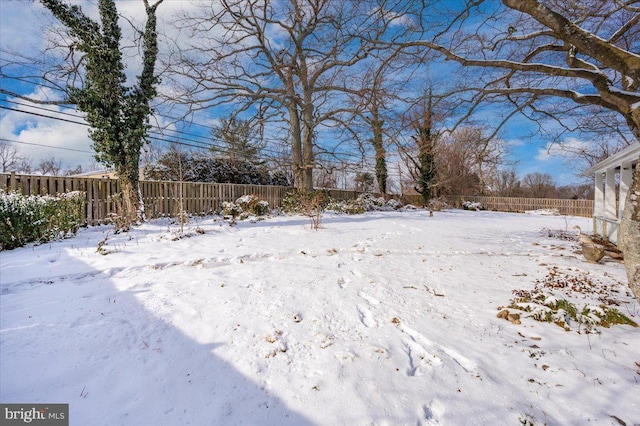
[619,154,640,301]
[288,105,304,190]
[371,109,387,195]
[117,174,141,232]
[115,154,143,230]
[419,149,435,206]
[619,109,640,300]
[301,102,315,193]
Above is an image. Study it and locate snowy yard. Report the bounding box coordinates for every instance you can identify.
[1,209,639,425]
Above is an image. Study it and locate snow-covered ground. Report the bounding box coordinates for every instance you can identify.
[1,209,639,425]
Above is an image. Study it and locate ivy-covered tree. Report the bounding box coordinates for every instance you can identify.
[400,95,439,206]
[40,0,163,229]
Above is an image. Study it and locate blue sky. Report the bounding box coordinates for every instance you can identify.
[0,0,595,186]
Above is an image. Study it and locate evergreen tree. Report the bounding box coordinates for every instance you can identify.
[210,116,265,165]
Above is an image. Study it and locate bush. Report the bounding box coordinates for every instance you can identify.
[299,191,326,230]
[281,190,327,229]
[325,193,404,214]
[282,190,329,214]
[462,201,484,211]
[0,191,85,250]
[281,191,304,214]
[355,193,383,211]
[326,198,366,215]
[385,199,403,210]
[235,194,270,216]
[284,191,407,217]
[427,197,448,212]
[221,201,243,219]
[221,194,270,221]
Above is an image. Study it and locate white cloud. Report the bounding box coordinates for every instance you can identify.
[535,137,590,162]
[503,138,524,147]
[0,90,94,169]
[0,1,51,53]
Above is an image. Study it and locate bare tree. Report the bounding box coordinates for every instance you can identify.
[167,0,404,191]
[64,164,83,176]
[36,156,63,176]
[347,51,414,195]
[450,126,507,195]
[522,172,557,198]
[401,0,640,300]
[432,135,481,197]
[551,137,631,174]
[0,140,31,173]
[493,167,522,197]
[314,165,338,189]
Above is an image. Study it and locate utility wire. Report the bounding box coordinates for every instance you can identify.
[0,75,367,160]
[0,98,366,164]
[0,137,94,154]
[0,108,366,172]
[1,75,287,143]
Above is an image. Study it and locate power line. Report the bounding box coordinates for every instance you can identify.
[0,75,367,159]
[0,137,94,154]
[0,75,286,143]
[2,98,214,146]
[0,105,87,126]
[0,106,293,164]
[0,99,367,164]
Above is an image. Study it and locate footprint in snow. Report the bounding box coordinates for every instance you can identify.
[398,323,479,377]
[404,340,442,377]
[422,399,445,425]
[337,277,350,288]
[358,290,380,306]
[357,304,377,328]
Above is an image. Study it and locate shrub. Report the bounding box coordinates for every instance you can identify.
[427,197,448,212]
[462,201,484,211]
[282,191,304,214]
[299,191,326,230]
[326,198,366,215]
[355,193,382,211]
[282,190,329,214]
[221,195,270,222]
[324,194,406,214]
[221,201,242,218]
[0,191,85,250]
[385,199,403,210]
[281,190,327,229]
[235,194,270,216]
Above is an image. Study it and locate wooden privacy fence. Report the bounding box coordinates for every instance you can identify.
[446,195,594,217]
[140,181,291,219]
[1,173,595,224]
[1,173,292,225]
